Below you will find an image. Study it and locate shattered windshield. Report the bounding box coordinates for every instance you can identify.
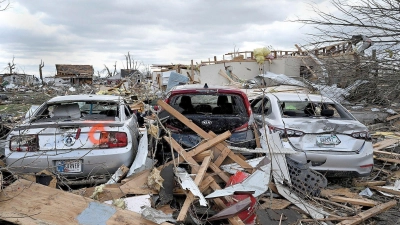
[32,101,119,122]
[281,101,354,119]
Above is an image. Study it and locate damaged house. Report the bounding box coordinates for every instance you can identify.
[55,64,94,85]
[152,36,374,88]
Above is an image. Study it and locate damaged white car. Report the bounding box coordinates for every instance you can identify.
[252,93,373,177]
[5,95,139,179]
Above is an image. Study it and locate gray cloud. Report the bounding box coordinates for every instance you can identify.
[0,0,320,76]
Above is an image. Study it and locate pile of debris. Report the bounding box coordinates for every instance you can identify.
[1,98,399,225]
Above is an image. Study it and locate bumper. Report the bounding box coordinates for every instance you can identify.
[285,141,374,177]
[5,147,135,177]
[170,130,256,149]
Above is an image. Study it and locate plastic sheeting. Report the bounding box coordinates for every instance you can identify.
[166,72,189,91]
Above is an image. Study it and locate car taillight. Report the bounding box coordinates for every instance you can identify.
[10,134,39,152]
[351,131,372,141]
[233,123,249,132]
[268,125,304,138]
[99,132,128,148]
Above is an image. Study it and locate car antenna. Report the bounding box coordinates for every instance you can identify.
[204,83,208,88]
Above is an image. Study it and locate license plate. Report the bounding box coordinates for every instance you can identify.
[316,135,341,146]
[55,160,82,173]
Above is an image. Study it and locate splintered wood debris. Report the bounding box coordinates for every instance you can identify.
[2,98,400,225]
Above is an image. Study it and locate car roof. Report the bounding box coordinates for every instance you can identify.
[48,95,124,103]
[270,93,335,103]
[170,84,244,94]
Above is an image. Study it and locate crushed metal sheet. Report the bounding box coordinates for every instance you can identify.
[106,164,129,184]
[359,188,373,197]
[175,167,207,206]
[221,156,265,174]
[206,157,271,198]
[159,164,174,205]
[141,206,176,224]
[207,197,252,221]
[127,130,153,177]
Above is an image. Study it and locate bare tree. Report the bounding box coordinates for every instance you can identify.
[0,0,10,11]
[7,56,15,74]
[39,60,44,85]
[102,62,117,78]
[295,0,400,105]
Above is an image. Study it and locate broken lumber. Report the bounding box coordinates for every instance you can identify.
[177,152,212,222]
[373,139,398,150]
[353,180,386,187]
[375,157,400,164]
[386,114,400,121]
[370,186,400,196]
[328,196,378,207]
[0,179,158,225]
[259,198,291,210]
[158,100,253,172]
[337,200,397,225]
[120,169,158,194]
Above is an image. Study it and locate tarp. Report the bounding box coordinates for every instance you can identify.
[166,72,189,91]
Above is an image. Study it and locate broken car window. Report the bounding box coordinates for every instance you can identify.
[281,101,353,119]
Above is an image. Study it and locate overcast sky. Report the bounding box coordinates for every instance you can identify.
[0,0,330,77]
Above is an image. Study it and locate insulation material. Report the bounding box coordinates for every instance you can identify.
[147,168,164,191]
[254,47,271,64]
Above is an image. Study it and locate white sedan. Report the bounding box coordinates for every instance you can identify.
[5,95,139,178]
[251,92,373,177]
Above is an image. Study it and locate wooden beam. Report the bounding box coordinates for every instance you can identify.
[337,200,397,225]
[375,157,400,164]
[386,114,400,121]
[370,186,400,196]
[373,139,398,150]
[157,100,253,172]
[162,136,244,225]
[164,136,230,183]
[352,180,387,187]
[177,153,213,222]
[328,196,378,207]
[374,150,400,158]
[0,179,157,225]
[187,131,231,157]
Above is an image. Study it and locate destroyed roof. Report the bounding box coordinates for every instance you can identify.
[121,69,139,78]
[55,64,94,77]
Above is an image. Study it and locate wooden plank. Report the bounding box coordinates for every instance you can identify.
[177,153,213,221]
[370,186,400,196]
[164,136,230,183]
[328,196,378,207]
[162,136,244,225]
[373,139,398,150]
[253,125,261,148]
[187,131,231,157]
[158,100,253,172]
[374,150,400,158]
[352,180,386,187]
[259,198,291,210]
[375,157,400,164]
[0,179,157,225]
[386,114,400,121]
[120,169,158,195]
[337,200,397,225]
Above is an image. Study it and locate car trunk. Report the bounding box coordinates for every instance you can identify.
[13,121,125,151]
[283,118,368,153]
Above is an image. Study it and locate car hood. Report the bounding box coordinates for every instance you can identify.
[282,118,367,134]
[282,118,368,152]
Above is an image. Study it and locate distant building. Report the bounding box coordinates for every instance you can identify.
[0,73,38,86]
[55,64,94,85]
